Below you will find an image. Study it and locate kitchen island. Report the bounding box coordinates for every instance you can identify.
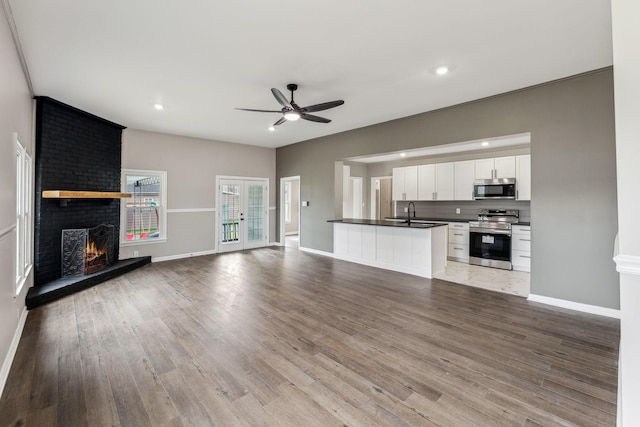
[329,219,447,278]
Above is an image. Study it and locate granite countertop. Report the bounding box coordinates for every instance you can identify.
[328,218,448,229]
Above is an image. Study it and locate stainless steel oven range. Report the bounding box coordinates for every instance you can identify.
[468,209,519,270]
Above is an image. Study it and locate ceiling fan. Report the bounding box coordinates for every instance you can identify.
[236,83,344,127]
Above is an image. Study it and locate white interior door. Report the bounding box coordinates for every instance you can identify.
[219,178,268,252]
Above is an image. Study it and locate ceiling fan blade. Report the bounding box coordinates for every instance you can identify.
[271,88,293,109]
[273,116,287,126]
[236,108,282,113]
[301,113,331,123]
[300,100,344,113]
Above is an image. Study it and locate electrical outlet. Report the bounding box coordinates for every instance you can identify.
[403,207,408,213]
[133,250,139,257]
[456,208,461,214]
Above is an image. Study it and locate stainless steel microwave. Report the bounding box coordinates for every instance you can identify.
[473,178,516,200]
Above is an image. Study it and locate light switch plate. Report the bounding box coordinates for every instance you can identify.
[302,201,309,207]
[456,208,461,214]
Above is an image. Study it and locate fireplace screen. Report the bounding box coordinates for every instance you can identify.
[62,224,114,277]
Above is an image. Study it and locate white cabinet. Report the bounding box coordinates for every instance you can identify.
[447,222,469,262]
[436,163,455,200]
[335,223,376,261]
[333,222,448,278]
[417,164,435,201]
[474,158,495,179]
[512,225,531,272]
[516,155,531,201]
[474,156,516,179]
[494,156,516,178]
[454,160,475,200]
[417,163,454,200]
[392,166,418,201]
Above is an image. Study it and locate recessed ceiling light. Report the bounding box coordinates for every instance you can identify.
[435,66,449,76]
[154,103,164,111]
[400,152,407,157]
[481,141,490,147]
[268,126,275,132]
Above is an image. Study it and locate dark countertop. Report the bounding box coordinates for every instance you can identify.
[328,218,448,229]
[385,216,468,223]
[386,216,531,226]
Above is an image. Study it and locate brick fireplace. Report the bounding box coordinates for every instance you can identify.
[28,97,150,309]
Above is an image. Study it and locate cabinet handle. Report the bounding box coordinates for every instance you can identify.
[517,190,519,200]
[454,247,463,250]
[520,255,531,258]
[519,238,531,241]
[454,233,464,236]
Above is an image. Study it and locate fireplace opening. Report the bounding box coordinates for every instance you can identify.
[62,224,114,277]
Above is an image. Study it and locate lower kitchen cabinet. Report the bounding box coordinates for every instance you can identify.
[512,225,531,272]
[448,222,469,262]
[333,222,447,278]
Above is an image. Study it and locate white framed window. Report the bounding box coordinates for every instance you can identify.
[121,169,167,245]
[284,181,291,224]
[16,138,33,295]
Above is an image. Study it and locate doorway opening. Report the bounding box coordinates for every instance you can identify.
[370,176,393,220]
[280,176,300,249]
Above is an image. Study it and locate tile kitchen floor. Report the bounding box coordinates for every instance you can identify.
[434,260,530,297]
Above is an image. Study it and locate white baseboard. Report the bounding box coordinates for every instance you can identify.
[0,308,28,398]
[152,249,217,263]
[299,246,335,258]
[527,294,620,319]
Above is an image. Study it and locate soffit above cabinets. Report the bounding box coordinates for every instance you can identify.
[344,133,531,164]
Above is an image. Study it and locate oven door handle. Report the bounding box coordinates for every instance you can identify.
[469,227,512,236]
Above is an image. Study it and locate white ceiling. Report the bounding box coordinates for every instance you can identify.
[6,0,612,149]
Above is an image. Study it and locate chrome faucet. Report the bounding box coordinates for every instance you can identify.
[407,201,416,225]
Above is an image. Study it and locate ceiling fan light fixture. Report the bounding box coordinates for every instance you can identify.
[435,66,449,76]
[284,111,301,121]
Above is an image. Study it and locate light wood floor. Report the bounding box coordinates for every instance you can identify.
[0,247,619,426]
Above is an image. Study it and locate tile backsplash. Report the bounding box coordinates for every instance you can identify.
[396,200,531,223]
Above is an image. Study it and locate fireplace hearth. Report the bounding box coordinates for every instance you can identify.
[62,224,114,276]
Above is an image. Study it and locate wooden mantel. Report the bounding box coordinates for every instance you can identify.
[42,190,131,199]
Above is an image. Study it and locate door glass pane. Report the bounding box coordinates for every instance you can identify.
[246,184,264,242]
[221,183,241,242]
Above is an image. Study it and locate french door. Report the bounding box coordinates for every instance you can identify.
[218,178,268,252]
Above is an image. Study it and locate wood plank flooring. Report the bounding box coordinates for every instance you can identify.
[0,247,619,426]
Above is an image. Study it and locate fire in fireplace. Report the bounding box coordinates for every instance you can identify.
[62,224,114,277]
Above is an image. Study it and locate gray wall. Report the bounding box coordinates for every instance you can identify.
[276,68,619,309]
[121,129,276,260]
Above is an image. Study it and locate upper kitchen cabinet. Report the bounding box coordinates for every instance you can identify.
[417,163,454,201]
[474,156,516,179]
[516,154,531,200]
[392,166,418,200]
[454,160,475,200]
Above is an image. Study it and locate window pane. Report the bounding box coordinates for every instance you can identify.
[124,174,163,241]
[221,184,240,242]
